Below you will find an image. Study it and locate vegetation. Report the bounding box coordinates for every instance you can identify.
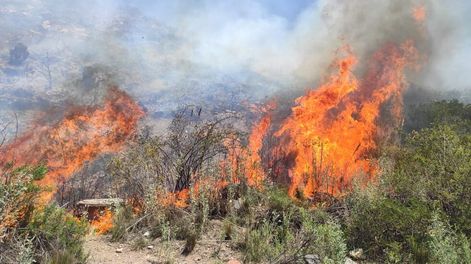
[99,100,471,263]
[0,164,88,263]
[1,100,470,263]
[345,100,471,263]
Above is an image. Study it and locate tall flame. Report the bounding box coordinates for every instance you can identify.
[269,42,418,199]
[245,102,275,187]
[0,87,144,202]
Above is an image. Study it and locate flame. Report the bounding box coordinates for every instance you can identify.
[221,135,245,184]
[0,87,144,202]
[91,209,113,235]
[245,102,275,187]
[412,5,426,23]
[268,42,418,199]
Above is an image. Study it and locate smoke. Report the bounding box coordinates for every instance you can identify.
[0,0,470,118]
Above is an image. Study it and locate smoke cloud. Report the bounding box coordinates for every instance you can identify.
[0,0,470,120]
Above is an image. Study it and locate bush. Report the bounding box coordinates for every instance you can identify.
[404,100,471,134]
[0,164,46,238]
[241,187,347,263]
[427,213,471,264]
[27,204,89,263]
[346,186,432,262]
[387,125,471,234]
[243,218,290,262]
[345,124,471,262]
[109,206,135,242]
[0,163,88,264]
[309,221,347,264]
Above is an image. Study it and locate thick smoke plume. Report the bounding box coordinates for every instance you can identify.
[1,0,469,115]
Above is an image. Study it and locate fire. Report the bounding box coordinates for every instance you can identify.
[162,189,190,208]
[266,42,419,199]
[0,87,144,202]
[91,209,114,235]
[245,102,275,187]
[412,5,426,23]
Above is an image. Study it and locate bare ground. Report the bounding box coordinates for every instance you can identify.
[84,220,243,264]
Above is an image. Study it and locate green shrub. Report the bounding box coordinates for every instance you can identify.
[0,164,46,238]
[244,219,289,262]
[109,206,134,242]
[131,237,148,251]
[404,100,471,134]
[345,124,471,262]
[346,187,432,262]
[427,213,471,264]
[386,125,471,234]
[241,187,347,263]
[311,222,347,264]
[27,204,88,263]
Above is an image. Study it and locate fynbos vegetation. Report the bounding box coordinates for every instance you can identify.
[1,1,471,264]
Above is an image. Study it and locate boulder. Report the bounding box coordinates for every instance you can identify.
[349,248,365,260]
[345,257,358,264]
[304,254,321,264]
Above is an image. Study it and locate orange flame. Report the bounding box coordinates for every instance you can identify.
[269,42,418,199]
[412,5,426,23]
[0,87,145,202]
[91,209,113,235]
[245,102,276,187]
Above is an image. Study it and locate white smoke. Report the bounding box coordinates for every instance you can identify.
[1,0,470,108]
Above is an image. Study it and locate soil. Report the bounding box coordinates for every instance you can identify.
[84,220,243,264]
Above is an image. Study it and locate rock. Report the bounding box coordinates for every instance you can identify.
[115,248,123,253]
[233,198,242,210]
[304,254,321,264]
[147,245,154,250]
[143,231,150,237]
[349,248,365,260]
[345,257,358,264]
[147,257,159,264]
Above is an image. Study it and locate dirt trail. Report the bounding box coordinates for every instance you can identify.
[84,220,242,264]
[84,235,150,264]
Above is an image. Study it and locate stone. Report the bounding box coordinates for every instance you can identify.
[233,198,242,210]
[304,254,321,264]
[147,257,159,264]
[345,257,357,264]
[349,248,365,260]
[143,231,151,237]
[147,245,154,250]
[115,248,123,253]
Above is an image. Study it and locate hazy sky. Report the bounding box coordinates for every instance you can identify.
[1,0,471,99]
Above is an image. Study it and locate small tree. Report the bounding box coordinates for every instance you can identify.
[8,43,29,66]
[163,106,239,192]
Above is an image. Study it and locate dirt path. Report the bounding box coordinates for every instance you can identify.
[84,220,243,264]
[84,235,151,264]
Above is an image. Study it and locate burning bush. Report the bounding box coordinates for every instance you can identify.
[0,164,46,242]
[0,162,88,263]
